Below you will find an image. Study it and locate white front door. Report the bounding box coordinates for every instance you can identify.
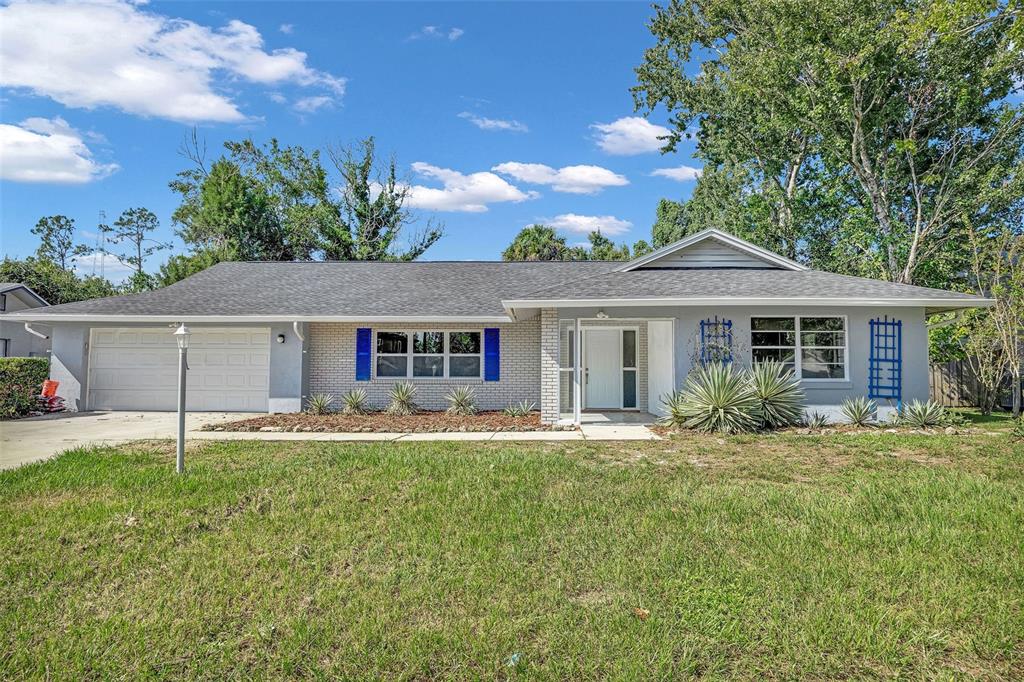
[584,329,621,409]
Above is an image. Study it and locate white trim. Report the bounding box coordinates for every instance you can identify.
[0,284,50,307]
[1,314,513,323]
[749,314,850,382]
[581,325,640,411]
[373,329,484,381]
[616,229,808,272]
[502,296,993,310]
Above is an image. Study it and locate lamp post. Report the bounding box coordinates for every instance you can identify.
[173,323,191,474]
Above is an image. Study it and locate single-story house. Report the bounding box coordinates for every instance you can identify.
[3,229,992,423]
[0,283,50,358]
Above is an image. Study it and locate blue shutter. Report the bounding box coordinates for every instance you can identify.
[484,328,500,381]
[356,328,372,381]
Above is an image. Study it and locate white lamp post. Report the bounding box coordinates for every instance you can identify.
[173,323,191,474]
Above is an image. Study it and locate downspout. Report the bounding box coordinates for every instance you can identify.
[292,321,305,342]
[23,323,49,340]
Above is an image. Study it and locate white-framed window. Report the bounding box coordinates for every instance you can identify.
[375,330,482,379]
[622,329,638,408]
[750,316,847,380]
[0,339,9,357]
[0,294,6,312]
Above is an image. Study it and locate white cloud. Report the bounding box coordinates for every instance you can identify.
[279,23,294,34]
[651,164,703,181]
[0,117,119,184]
[73,251,135,283]
[591,116,671,155]
[457,112,528,133]
[492,162,628,194]
[0,0,345,123]
[293,95,334,114]
[404,162,538,212]
[268,92,287,104]
[543,213,633,236]
[408,25,464,41]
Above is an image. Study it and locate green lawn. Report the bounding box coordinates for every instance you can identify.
[2,431,1022,679]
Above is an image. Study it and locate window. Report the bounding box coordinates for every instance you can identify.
[751,316,846,380]
[622,329,637,408]
[0,339,8,357]
[0,294,6,312]
[375,331,482,379]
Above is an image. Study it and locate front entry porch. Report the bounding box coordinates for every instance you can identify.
[580,410,660,425]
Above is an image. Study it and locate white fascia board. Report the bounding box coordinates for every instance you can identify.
[0,284,50,307]
[616,228,808,272]
[0,313,514,324]
[502,296,995,310]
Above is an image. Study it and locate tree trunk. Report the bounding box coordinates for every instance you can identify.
[1014,371,1022,418]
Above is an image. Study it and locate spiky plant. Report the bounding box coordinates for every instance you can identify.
[748,360,806,429]
[900,399,946,428]
[341,388,368,415]
[840,396,876,426]
[502,400,536,417]
[305,393,334,415]
[662,363,761,434]
[446,386,477,416]
[804,411,830,429]
[386,382,418,415]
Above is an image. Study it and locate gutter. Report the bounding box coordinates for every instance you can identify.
[1,314,514,324]
[500,296,996,310]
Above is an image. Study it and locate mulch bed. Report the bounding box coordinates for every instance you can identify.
[204,411,571,433]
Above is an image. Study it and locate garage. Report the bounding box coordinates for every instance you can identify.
[87,327,270,411]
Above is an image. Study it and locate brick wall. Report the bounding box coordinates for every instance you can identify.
[308,320,540,412]
[539,308,560,423]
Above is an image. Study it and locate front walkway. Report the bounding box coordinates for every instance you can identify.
[1,411,660,470]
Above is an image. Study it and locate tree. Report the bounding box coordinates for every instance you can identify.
[323,137,442,261]
[101,207,169,292]
[0,257,117,306]
[502,225,575,261]
[30,215,88,270]
[155,248,228,288]
[634,0,1024,285]
[586,231,632,261]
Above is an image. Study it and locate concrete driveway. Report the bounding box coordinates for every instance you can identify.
[0,412,250,470]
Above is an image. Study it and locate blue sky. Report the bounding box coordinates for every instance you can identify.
[0,1,701,280]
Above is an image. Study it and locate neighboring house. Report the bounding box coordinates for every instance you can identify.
[4,230,992,423]
[0,283,50,358]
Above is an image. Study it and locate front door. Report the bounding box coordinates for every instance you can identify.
[584,329,621,409]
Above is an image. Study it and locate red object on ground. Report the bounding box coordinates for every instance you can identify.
[37,380,66,412]
[41,380,59,398]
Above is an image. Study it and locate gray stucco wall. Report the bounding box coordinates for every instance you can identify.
[0,290,50,358]
[308,320,540,412]
[555,305,930,421]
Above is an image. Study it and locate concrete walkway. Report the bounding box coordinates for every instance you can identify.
[1,412,659,470]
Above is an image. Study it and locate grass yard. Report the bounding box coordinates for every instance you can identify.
[2,425,1022,679]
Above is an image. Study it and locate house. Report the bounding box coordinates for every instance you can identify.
[0,283,50,358]
[3,230,991,423]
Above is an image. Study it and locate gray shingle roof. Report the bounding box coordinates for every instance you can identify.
[511,269,985,302]
[8,260,986,320]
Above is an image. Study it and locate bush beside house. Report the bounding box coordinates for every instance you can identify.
[0,357,49,419]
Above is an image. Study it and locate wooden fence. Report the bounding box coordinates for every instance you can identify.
[929,359,982,407]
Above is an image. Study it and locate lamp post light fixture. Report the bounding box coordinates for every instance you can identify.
[173,323,191,474]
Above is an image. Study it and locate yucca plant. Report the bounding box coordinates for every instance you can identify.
[804,411,830,429]
[305,393,334,415]
[446,386,477,416]
[340,388,368,415]
[662,363,761,434]
[900,399,946,428]
[502,400,536,417]
[386,382,418,415]
[749,360,806,429]
[840,396,876,426]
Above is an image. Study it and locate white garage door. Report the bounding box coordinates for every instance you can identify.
[88,327,270,411]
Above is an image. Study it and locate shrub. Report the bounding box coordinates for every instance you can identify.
[502,400,536,417]
[386,382,418,415]
[749,360,805,429]
[446,386,477,416]
[840,397,876,426]
[1012,417,1024,441]
[0,357,49,419]
[341,388,368,415]
[900,400,946,428]
[804,411,830,429]
[662,363,761,434]
[305,393,334,415]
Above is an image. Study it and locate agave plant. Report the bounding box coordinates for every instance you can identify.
[386,382,418,415]
[804,411,830,429]
[502,400,536,417]
[305,393,335,415]
[748,360,805,429]
[446,386,477,416]
[900,399,946,428]
[662,363,761,434]
[341,388,368,415]
[840,396,876,426]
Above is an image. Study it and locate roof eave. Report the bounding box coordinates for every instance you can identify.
[0,313,515,324]
[615,228,809,273]
[502,296,995,311]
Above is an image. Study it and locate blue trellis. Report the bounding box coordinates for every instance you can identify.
[700,316,733,365]
[868,316,902,406]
